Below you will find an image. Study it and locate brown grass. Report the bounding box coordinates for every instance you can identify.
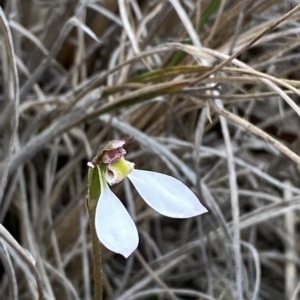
[0,0,300,299]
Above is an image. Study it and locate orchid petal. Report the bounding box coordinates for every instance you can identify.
[128,169,208,218]
[95,185,138,258]
[105,158,135,186]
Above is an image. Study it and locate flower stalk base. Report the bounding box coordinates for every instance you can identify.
[88,209,103,300]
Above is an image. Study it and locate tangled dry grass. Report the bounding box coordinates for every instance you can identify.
[0,0,300,299]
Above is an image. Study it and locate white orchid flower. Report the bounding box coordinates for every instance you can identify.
[87,137,207,258]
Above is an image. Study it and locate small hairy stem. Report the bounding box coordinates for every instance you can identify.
[88,209,103,300]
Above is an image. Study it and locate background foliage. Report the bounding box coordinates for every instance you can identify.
[0,1,300,299]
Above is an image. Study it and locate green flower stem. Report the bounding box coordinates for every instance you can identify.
[87,165,104,300]
[88,209,103,300]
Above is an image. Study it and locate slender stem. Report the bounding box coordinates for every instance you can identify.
[88,209,103,300]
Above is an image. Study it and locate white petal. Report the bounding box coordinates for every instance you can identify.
[95,186,139,258]
[128,169,208,218]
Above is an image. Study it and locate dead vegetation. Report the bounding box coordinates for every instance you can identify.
[0,0,300,299]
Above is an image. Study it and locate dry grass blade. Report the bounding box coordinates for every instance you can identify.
[134,251,179,300]
[0,224,44,299]
[283,181,297,299]
[0,241,18,300]
[192,3,300,83]
[215,99,242,300]
[115,255,187,300]
[1,1,300,299]
[0,7,19,204]
[210,103,300,166]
